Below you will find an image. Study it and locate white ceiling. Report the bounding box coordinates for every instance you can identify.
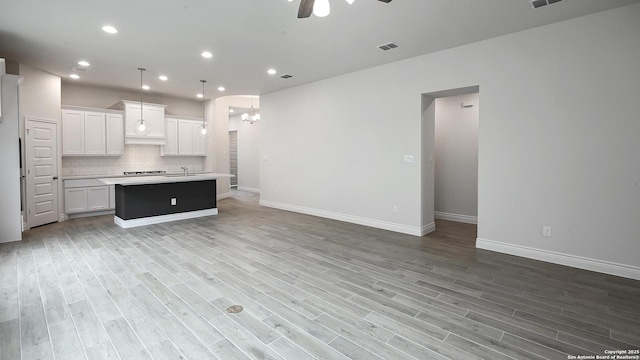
[1,0,638,101]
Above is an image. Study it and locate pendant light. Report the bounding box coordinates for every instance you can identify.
[133,67,151,136]
[241,96,260,124]
[198,80,210,138]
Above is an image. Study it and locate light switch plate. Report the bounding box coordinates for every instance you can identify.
[171,198,177,206]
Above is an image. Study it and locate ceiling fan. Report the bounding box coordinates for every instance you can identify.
[298,0,392,19]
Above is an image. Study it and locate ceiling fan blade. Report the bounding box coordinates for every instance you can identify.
[378,0,392,3]
[298,0,315,18]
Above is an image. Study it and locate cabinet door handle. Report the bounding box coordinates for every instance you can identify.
[53,176,59,180]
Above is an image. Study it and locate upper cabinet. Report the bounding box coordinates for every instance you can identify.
[162,117,206,156]
[116,101,167,145]
[62,107,124,156]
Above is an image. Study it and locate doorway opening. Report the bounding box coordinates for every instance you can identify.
[229,130,238,188]
[422,86,479,237]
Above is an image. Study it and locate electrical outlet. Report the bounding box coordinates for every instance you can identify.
[403,155,414,163]
[171,198,177,206]
[542,226,552,237]
[392,205,398,213]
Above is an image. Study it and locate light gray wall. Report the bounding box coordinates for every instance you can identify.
[260,3,640,279]
[434,93,479,221]
[0,74,22,242]
[18,64,63,225]
[229,113,261,192]
[62,83,201,117]
[20,64,61,122]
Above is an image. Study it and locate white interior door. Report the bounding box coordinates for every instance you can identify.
[26,118,59,228]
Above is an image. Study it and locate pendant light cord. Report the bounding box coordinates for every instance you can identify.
[138,67,146,121]
[201,80,206,127]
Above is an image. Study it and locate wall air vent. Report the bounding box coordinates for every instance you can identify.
[529,0,562,9]
[378,42,398,51]
[72,66,88,72]
[280,74,293,79]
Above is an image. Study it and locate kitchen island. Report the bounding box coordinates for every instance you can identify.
[99,173,231,228]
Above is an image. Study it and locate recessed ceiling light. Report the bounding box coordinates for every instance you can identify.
[217,86,225,92]
[142,85,150,90]
[102,25,118,34]
[158,75,168,81]
[201,51,213,59]
[197,93,203,98]
[77,60,90,67]
[229,109,235,113]
[267,68,277,75]
[69,74,80,79]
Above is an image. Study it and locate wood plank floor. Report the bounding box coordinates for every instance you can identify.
[1,190,639,359]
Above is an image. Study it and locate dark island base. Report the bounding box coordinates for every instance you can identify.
[114,179,217,228]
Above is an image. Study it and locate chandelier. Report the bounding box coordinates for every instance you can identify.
[241,97,260,124]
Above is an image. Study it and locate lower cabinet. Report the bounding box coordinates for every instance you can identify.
[64,179,115,214]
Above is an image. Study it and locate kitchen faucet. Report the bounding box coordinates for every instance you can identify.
[181,166,189,176]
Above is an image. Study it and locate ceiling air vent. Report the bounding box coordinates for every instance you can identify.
[280,74,293,79]
[72,66,88,72]
[378,42,398,51]
[529,0,562,9]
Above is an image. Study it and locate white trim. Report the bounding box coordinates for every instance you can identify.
[217,192,231,201]
[237,186,260,194]
[259,200,425,236]
[421,222,436,236]
[435,211,477,224]
[67,209,114,219]
[477,238,640,281]
[114,208,218,228]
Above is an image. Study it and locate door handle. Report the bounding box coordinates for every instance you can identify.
[53,176,58,180]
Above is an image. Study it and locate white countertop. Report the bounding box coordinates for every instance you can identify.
[98,173,232,186]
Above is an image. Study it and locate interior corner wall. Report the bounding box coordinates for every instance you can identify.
[19,64,61,122]
[434,93,479,222]
[260,3,640,279]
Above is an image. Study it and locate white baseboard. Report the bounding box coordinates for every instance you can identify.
[259,200,426,236]
[435,211,477,224]
[114,208,218,229]
[421,222,436,236]
[237,186,260,194]
[477,238,640,281]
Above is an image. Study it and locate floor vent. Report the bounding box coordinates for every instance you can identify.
[226,305,243,314]
[378,42,398,51]
[529,0,562,9]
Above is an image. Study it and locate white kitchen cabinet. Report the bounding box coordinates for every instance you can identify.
[84,112,106,155]
[87,186,109,211]
[61,110,85,155]
[118,101,167,145]
[162,117,206,156]
[106,113,125,155]
[62,107,124,156]
[192,124,206,156]
[64,179,115,215]
[162,118,178,156]
[64,187,88,213]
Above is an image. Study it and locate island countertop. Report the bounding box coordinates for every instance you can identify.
[98,172,232,186]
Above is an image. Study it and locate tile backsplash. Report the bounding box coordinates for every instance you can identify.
[62,145,204,176]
